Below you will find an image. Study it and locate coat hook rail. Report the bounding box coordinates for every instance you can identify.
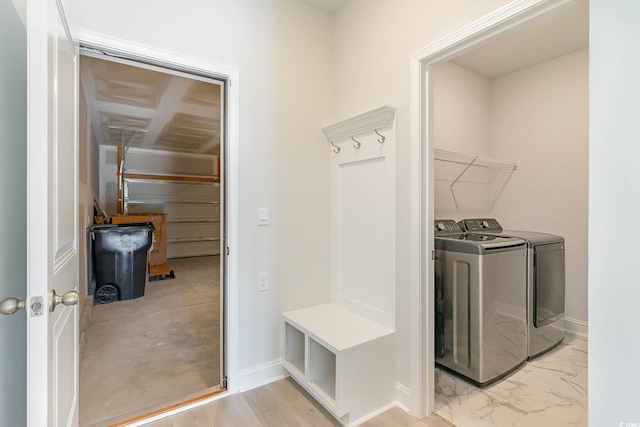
[352,136,362,149]
[374,129,385,144]
[330,140,341,153]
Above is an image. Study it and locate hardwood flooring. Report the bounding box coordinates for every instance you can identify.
[144,378,453,427]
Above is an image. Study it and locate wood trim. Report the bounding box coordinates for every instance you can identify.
[322,105,396,143]
[77,25,240,401]
[117,146,123,214]
[107,388,226,427]
[409,0,573,418]
[125,173,219,183]
[410,0,573,64]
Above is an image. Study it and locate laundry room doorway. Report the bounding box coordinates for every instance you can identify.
[77,47,231,426]
[409,0,589,417]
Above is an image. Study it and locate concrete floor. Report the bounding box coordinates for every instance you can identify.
[79,256,221,426]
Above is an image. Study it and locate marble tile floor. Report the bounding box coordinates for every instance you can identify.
[435,332,588,426]
[79,256,221,427]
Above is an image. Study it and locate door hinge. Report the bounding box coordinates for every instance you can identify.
[226,246,230,256]
[30,296,44,317]
[431,250,435,261]
[222,376,228,389]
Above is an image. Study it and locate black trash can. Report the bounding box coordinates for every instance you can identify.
[88,222,154,303]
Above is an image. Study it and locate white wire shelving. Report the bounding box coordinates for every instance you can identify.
[434,148,518,211]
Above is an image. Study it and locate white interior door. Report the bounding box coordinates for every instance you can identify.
[27,0,80,426]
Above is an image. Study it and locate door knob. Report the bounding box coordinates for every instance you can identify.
[0,297,26,315]
[49,290,79,312]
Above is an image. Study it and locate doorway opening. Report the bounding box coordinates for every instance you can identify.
[410,0,589,419]
[77,47,228,426]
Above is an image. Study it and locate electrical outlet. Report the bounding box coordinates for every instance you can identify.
[257,272,269,291]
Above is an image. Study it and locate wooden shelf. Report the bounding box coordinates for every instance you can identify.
[168,219,220,224]
[125,199,219,205]
[124,172,218,183]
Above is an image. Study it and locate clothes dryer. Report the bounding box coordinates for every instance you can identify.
[434,220,528,386]
[457,218,565,359]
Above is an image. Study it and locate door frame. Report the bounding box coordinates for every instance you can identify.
[408,0,574,417]
[75,29,240,409]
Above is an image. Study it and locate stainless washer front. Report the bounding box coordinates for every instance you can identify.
[435,220,528,386]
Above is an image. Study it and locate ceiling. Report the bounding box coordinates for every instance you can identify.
[80,56,222,155]
[79,0,587,155]
[451,0,589,79]
[297,0,349,14]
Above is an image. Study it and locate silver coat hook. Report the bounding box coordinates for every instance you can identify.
[330,141,340,153]
[352,136,362,149]
[375,129,386,144]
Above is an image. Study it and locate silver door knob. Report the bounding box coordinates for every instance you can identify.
[0,297,26,315]
[49,290,79,312]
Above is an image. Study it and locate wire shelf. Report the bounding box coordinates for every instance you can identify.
[434,148,518,211]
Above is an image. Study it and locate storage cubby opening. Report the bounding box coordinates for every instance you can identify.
[309,338,336,401]
[285,323,305,376]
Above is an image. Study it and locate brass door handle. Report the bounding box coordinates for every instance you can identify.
[49,290,79,312]
[0,297,26,315]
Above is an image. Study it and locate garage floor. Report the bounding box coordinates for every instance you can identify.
[79,256,221,426]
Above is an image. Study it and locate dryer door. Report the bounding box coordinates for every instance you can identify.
[534,242,565,327]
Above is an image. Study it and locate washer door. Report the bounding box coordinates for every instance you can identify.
[534,242,565,327]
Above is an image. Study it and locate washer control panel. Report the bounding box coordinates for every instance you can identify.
[458,218,503,232]
[434,219,462,235]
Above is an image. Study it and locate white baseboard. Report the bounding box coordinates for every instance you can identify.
[347,401,399,427]
[564,316,588,336]
[237,359,285,392]
[395,382,412,413]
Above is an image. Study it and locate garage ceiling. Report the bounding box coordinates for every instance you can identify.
[80,56,222,155]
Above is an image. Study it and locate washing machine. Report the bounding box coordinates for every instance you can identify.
[434,219,528,386]
[457,218,565,359]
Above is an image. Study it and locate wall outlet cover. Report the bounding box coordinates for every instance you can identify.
[257,271,269,291]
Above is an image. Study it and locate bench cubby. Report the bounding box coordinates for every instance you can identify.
[282,303,396,425]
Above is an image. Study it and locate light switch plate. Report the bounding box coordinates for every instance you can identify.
[258,207,269,226]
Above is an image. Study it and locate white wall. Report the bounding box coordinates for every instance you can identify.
[0,0,27,424]
[432,49,589,325]
[66,0,334,385]
[432,61,492,219]
[590,0,640,423]
[332,0,512,400]
[490,48,589,324]
[64,0,640,421]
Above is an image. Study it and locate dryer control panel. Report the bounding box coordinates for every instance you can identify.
[458,218,503,233]
[434,219,463,235]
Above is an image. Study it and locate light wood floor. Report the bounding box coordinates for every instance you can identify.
[144,377,453,427]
